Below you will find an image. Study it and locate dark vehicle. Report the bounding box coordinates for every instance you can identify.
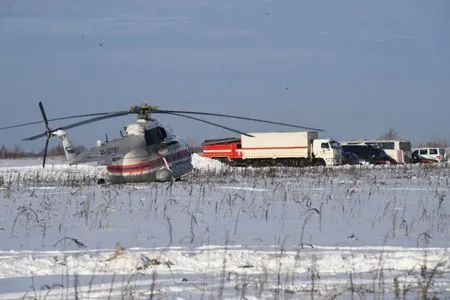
[342,144,397,165]
[342,151,362,165]
[411,152,438,164]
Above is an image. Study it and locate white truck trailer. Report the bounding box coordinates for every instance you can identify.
[202,131,343,167]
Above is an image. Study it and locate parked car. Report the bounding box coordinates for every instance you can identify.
[342,151,362,165]
[411,152,439,164]
[342,144,397,165]
[412,148,447,163]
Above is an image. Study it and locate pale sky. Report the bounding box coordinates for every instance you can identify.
[1,0,449,151]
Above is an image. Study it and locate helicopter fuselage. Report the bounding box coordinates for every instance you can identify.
[56,119,193,183]
[106,139,192,183]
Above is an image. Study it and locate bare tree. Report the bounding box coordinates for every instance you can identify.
[186,136,201,153]
[46,144,66,157]
[418,135,448,148]
[0,145,40,159]
[13,145,22,159]
[0,145,6,159]
[379,127,399,140]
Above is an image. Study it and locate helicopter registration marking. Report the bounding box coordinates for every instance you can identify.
[100,146,120,156]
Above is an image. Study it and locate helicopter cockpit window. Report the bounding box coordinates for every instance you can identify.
[145,126,167,146]
[158,127,167,139]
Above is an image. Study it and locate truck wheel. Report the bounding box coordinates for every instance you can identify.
[314,159,326,166]
[295,158,306,167]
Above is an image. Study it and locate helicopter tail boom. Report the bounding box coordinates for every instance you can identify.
[51,130,79,164]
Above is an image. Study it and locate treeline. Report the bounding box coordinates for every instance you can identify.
[380,127,448,148]
[0,144,66,159]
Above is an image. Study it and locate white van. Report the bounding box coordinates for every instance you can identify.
[412,148,447,162]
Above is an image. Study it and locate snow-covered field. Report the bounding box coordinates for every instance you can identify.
[0,154,449,299]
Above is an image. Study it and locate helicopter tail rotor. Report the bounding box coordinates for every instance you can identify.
[38,101,52,168]
[27,102,88,167]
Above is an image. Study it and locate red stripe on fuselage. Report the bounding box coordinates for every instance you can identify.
[107,149,191,174]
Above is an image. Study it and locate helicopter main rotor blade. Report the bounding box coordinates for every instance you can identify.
[0,112,116,131]
[156,110,324,132]
[162,112,254,137]
[61,111,131,131]
[23,111,131,141]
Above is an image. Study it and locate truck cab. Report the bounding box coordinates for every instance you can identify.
[312,139,342,166]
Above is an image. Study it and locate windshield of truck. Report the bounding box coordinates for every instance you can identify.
[321,142,330,149]
[329,141,342,149]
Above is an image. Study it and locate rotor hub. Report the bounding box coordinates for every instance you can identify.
[129,104,159,120]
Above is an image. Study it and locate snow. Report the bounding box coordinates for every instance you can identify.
[191,153,226,171]
[0,155,449,298]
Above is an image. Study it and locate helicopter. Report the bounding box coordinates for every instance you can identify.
[0,102,323,184]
